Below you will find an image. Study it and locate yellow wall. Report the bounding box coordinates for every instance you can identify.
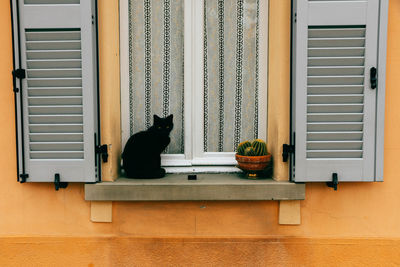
[1,0,400,265]
[98,0,121,181]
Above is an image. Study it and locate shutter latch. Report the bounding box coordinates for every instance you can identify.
[326,173,338,191]
[19,173,29,183]
[54,173,68,191]
[282,144,295,162]
[96,144,108,163]
[12,68,26,93]
[370,67,377,89]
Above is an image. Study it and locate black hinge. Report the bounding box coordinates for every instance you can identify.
[326,173,339,191]
[19,173,28,183]
[282,144,295,162]
[96,144,108,163]
[54,173,68,191]
[12,68,26,93]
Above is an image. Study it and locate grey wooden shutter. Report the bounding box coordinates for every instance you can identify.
[292,0,388,182]
[12,0,99,182]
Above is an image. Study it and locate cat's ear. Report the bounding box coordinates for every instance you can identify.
[154,114,161,124]
[167,114,173,122]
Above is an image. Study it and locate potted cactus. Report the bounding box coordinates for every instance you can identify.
[235,139,272,178]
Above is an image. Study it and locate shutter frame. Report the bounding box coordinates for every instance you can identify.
[291,0,388,182]
[11,0,99,183]
[375,0,389,182]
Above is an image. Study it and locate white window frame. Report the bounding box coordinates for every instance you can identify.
[120,0,269,171]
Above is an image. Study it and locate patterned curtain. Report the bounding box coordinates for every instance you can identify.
[128,0,185,154]
[128,0,259,154]
[204,0,260,152]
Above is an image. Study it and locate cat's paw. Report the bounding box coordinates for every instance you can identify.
[159,168,166,177]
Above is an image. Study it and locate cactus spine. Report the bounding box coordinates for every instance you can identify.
[251,139,267,156]
[237,141,252,156]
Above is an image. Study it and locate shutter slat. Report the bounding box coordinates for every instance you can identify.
[307,113,363,122]
[308,57,365,66]
[308,85,364,94]
[30,142,84,151]
[26,50,81,59]
[28,96,82,105]
[308,66,364,76]
[29,133,83,142]
[308,37,365,47]
[29,105,83,115]
[27,78,82,87]
[308,28,366,38]
[307,132,363,141]
[26,31,81,41]
[308,47,365,57]
[307,94,364,103]
[307,141,363,150]
[307,75,364,85]
[26,40,81,50]
[308,104,363,113]
[30,151,84,160]
[29,115,83,124]
[24,0,80,4]
[28,87,82,96]
[29,124,83,133]
[307,122,363,132]
[307,150,363,158]
[27,69,82,78]
[27,59,82,69]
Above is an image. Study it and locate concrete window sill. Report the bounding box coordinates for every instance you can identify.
[84,174,305,201]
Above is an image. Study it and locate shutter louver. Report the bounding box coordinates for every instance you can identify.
[27,30,84,160]
[292,0,387,182]
[12,0,98,182]
[307,26,366,160]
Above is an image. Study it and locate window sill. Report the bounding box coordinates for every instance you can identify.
[84,174,305,201]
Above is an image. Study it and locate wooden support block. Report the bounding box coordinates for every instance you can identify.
[91,201,112,223]
[279,200,301,225]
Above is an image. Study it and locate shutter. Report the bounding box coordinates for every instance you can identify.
[292,0,388,182]
[12,0,98,182]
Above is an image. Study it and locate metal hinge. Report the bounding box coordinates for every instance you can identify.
[282,144,295,162]
[326,173,339,191]
[12,68,26,93]
[19,173,29,183]
[96,144,108,163]
[54,173,68,191]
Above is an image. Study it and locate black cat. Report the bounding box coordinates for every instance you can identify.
[122,114,173,178]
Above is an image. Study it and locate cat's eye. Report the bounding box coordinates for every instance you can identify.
[166,126,170,129]
[158,126,161,129]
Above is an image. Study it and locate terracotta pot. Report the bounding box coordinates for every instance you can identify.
[235,153,272,171]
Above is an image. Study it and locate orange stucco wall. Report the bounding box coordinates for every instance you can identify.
[1,0,400,265]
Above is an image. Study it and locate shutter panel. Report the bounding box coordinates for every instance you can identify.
[12,0,98,182]
[292,0,387,182]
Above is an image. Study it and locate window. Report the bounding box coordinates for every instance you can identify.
[120,0,268,172]
[11,0,388,184]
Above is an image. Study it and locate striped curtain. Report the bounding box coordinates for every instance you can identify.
[128,0,185,154]
[204,0,260,152]
[128,0,260,154]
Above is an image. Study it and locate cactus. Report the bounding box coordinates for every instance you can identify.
[251,139,268,156]
[244,147,257,156]
[237,141,252,155]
